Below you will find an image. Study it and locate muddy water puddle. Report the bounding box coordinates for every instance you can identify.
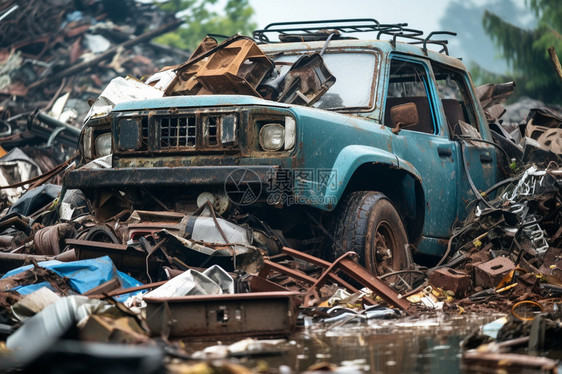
[189,313,501,373]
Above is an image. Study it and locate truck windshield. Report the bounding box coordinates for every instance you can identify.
[273,52,377,110]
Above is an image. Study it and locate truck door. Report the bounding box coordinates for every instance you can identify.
[430,62,498,220]
[384,56,460,244]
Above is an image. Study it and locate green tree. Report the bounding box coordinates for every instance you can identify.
[483,0,562,104]
[440,0,524,75]
[155,0,256,52]
[467,62,510,87]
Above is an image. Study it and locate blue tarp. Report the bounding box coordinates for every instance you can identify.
[1,256,143,302]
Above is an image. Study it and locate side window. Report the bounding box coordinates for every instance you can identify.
[432,63,479,137]
[384,59,436,134]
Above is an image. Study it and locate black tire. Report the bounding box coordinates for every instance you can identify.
[331,191,412,276]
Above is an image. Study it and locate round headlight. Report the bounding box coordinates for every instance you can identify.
[259,123,285,151]
[95,133,112,158]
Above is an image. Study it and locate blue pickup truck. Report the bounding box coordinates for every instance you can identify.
[65,20,500,276]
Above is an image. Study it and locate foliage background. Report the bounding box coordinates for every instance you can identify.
[154,0,256,51]
[441,0,562,104]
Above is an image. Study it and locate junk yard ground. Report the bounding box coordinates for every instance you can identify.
[1,2,562,373]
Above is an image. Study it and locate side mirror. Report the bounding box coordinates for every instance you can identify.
[390,102,419,134]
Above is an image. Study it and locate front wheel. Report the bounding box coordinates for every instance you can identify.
[331,191,412,276]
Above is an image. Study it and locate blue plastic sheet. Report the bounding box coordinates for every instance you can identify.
[1,256,143,301]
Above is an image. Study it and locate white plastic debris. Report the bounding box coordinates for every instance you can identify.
[481,316,508,339]
[144,265,233,298]
[83,34,111,54]
[79,154,112,170]
[145,69,176,92]
[84,76,164,123]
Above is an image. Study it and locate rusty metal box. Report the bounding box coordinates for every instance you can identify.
[144,291,297,339]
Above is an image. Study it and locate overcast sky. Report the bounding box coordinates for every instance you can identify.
[250,0,447,34]
[248,0,530,73]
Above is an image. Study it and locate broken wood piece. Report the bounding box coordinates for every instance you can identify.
[548,46,562,83]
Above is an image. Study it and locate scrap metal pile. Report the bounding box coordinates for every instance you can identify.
[0,208,414,373]
[0,0,185,211]
[422,164,562,310]
[415,82,562,314]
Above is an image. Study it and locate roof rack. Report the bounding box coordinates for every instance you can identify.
[252,19,457,55]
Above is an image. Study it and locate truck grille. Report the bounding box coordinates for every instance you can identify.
[118,112,238,152]
[141,117,149,148]
[159,116,197,148]
[203,116,219,146]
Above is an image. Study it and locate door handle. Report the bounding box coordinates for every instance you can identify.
[480,154,493,163]
[437,145,452,157]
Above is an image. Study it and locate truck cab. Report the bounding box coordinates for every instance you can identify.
[65,20,499,276]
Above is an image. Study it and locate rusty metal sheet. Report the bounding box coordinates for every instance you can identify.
[0,251,76,274]
[280,247,411,312]
[144,291,298,339]
[66,239,150,272]
[82,278,121,296]
[248,274,292,293]
[169,36,273,97]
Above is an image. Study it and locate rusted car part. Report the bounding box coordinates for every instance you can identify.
[524,108,562,154]
[34,223,76,256]
[67,239,161,275]
[155,230,263,274]
[144,291,298,339]
[106,208,263,275]
[167,35,273,97]
[194,38,273,96]
[260,247,411,312]
[115,209,252,247]
[276,53,336,106]
[476,81,516,123]
[28,110,80,148]
[68,216,262,280]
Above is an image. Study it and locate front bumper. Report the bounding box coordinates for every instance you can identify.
[64,166,279,189]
